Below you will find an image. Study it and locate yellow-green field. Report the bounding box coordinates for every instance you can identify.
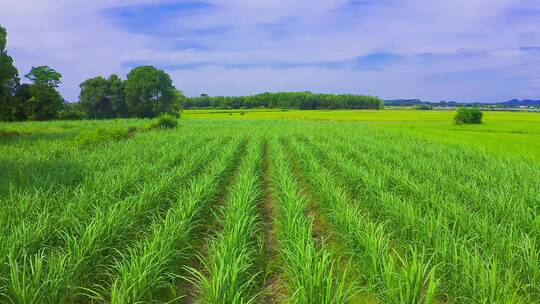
[183,109,540,162]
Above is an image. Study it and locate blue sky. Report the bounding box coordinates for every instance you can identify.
[1,0,539,102]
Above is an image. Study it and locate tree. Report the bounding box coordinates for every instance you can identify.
[24,66,61,88]
[12,84,32,121]
[23,86,64,120]
[174,89,186,111]
[58,102,85,120]
[0,25,20,121]
[108,74,127,117]
[22,66,64,120]
[79,74,127,119]
[124,66,177,117]
[79,76,112,119]
[414,105,433,110]
[454,107,483,125]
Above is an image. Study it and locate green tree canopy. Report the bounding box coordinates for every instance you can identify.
[124,66,177,118]
[0,26,6,51]
[79,76,111,119]
[22,66,64,120]
[25,66,62,88]
[108,74,127,117]
[12,84,32,121]
[0,25,20,121]
[79,74,127,119]
[454,107,483,125]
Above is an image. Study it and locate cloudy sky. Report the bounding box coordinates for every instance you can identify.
[1,0,539,102]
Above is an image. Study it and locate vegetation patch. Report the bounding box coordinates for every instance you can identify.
[0,129,32,140]
[72,114,178,147]
[0,129,21,138]
[1,117,540,303]
[454,107,483,124]
[185,92,384,110]
[149,113,178,130]
[414,105,433,110]
[74,127,134,147]
[58,109,86,120]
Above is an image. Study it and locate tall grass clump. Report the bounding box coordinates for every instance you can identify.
[108,140,241,303]
[190,138,263,303]
[268,138,351,304]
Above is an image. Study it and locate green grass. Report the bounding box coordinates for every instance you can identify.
[182,109,540,163]
[0,115,538,303]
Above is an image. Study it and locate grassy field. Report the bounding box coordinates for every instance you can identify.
[0,111,539,303]
[183,109,540,163]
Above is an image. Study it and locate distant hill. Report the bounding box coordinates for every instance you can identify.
[500,99,540,107]
[384,99,540,108]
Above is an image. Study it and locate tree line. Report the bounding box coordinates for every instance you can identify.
[185,92,384,110]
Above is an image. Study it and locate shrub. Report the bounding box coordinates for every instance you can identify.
[149,113,178,130]
[454,107,483,125]
[58,109,86,120]
[414,105,433,110]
